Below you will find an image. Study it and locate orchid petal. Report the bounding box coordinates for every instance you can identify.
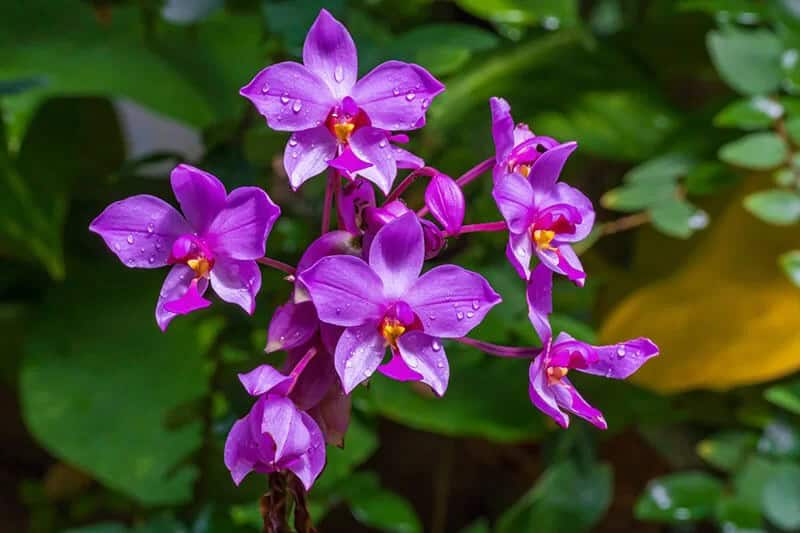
[493,173,535,234]
[553,377,607,430]
[260,396,311,463]
[298,255,386,327]
[224,417,259,485]
[506,232,533,280]
[240,62,335,131]
[266,301,319,353]
[528,356,569,428]
[490,97,515,163]
[284,127,338,190]
[529,141,578,191]
[308,383,351,446]
[90,195,191,269]
[396,332,449,396]
[425,174,464,233]
[302,9,357,99]
[338,178,376,234]
[527,264,553,343]
[334,324,387,393]
[170,164,226,233]
[238,364,292,397]
[393,146,424,169]
[285,412,326,490]
[369,212,424,299]
[405,265,501,338]
[155,265,209,331]
[378,350,423,382]
[210,258,261,314]
[348,126,397,195]
[206,187,281,260]
[163,278,211,316]
[582,337,659,380]
[352,60,444,131]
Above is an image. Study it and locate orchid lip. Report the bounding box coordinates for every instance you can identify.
[169,234,215,279]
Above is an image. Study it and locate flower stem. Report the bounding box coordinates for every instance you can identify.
[287,346,318,395]
[333,174,345,229]
[450,221,507,236]
[385,166,438,204]
[455,337,540,358]
[456,157,495,188]
[257,257,297,276]
[600,212,650,236]
[321,170,336,234]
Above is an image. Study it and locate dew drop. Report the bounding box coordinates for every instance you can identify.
[146,222,154,234]
[261,83,270,94]
[421,98,430,109]
[363,369,371,377]
[466,311,475,319]
[345,360,353,368]
[428,313,436,321]
[114,242,122,251]
[456,311,465,321]
[155,241,162,250]
[378,139,387,148]
[280,93,290,104]
[472,299,480,310]
[292,100,302,113]
[279,335,286,342]
[431,340,441,352]
[436,360,444,368]
[148,255,155,264]
[292,151,298,159]
[616,346,626,358]
[407,356,418,368]
[288,137,298,147]
[333,64,344,83]
[392,87,400,96]
[126,234,135,245]
[405,92,416,101]
[127,258,135,265]
[335,307,342,315]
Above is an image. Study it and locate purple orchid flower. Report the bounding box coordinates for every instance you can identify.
[297,212,501,396]
[224,364,326,490]
[89,164,280,330]
[425,173,465,235]
[490,97,594,286]
[525,264,658,429]
[240,9,443,194]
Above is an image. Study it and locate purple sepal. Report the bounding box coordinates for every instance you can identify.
[425,174,465,234]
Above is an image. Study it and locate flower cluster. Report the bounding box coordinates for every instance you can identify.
[89,9,658,493]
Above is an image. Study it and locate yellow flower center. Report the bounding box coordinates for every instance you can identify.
[380,318,406,348]
[532,229,556,251]
[517,164,531,177]
[333,122,355,143]
[547,366,569,384]
[187,257,212,278]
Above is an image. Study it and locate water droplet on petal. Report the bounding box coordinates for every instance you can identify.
[148,255,155,264]
[428,313,436,321]
[146,222,154,234]
[436,360,444,368]
[472,300,480,310]
[292,100,302,113]
[378,139,386,148]
[335,307,341,315]
[261,83,270,94]
[616,347,626,358]
[392,87,400,96]
[114,242,121,251]
[292,151,298,159]
[432,340,441,352]
[155,241,162,250]
[334,64,344,83]
[405,92,416,101]
[280,93,290,104]
[407,356,418,368]
[456,311,464,321]
[288,137,298,147]
[363,369,371,377]
[126,234,135,245]
[466,311,474,318]
[422,98,430,109]
[345,360,353,368]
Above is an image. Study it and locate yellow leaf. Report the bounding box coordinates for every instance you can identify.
[600,183,800,393]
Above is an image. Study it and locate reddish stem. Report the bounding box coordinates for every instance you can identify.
[257,257,297,276]
[455,337,541,359]
[455,157,495,188]
[385,166,438,204]
[450,221,507,236]
[321,170,336,234]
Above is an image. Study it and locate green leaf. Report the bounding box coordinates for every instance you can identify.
[707,28,783,95]
[734,456,781,508]
[20,267,214,505]
[600,182,676,212]
[685,161,738,195]
[496,461,612,533]
[262,0,345,55]
[743,189,800,225]
[786,116,800,145]
[762,464,800,530]
[719,133,788,170]
[714,97,782,130]
[635,471,723,523]
[161,0,222,25]
[455,0,578,28]
[714,496,764,533]
[339,472,422,533]
[624,153,694,185]
[0,76,46,96]
[765,378,800,414]
[650,199,705,239]
[697,431,758,472]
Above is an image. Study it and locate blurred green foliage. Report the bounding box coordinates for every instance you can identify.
[3,0,800,532]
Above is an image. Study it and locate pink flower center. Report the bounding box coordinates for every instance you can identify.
[170,235,214,279]
[325,97,370,144]
[378,301,421,348]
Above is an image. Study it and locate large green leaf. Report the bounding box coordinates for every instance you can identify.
[636,471,724,523]
[719,133,788,170]
[20,267,214,505]
[496,461,612,533]
[455,0,579,28]
[762,464,800,530]
[707,28,783,95]
[743,189,800,225]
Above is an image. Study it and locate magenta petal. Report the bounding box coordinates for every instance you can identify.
[302,9,357,99]
[298,255,386,327]
[536,182,595,242]
[393,146,424,169]
[284,127,338,190]
[506,232,533,280]
[396,332,449,396]
[490,97,515,163]
[552,377,607,430]
[240,62,334,131]
[338,179,376,234]
[309,382,350,446]
[206,187,281,260]
[297,231,361,274]
[425,174,465,233]
[224,417,259,485]
[170,164,227,232]
[334,324,387,393]
[266,301,319,353]
[529,141,578,191]
[287,346,336,410]
[368,212,424,299]
[328,146,372,177]
[556,245,586,287]
[527,263,553,343]
[513,123,535,146]
[164,278,211,315]
[348,126,397,195]
[210,258,261,314]
[378,350,423,382]
[90,195,191,269]
[405,265,501,338]
[238,364,292,397]
[285,412,326,490]
[260,396,312,463]
[528,357,569,428]
[155,265,208,331]
[493,173,535,234]
[582,337,659,380]
[352,60,445,131]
